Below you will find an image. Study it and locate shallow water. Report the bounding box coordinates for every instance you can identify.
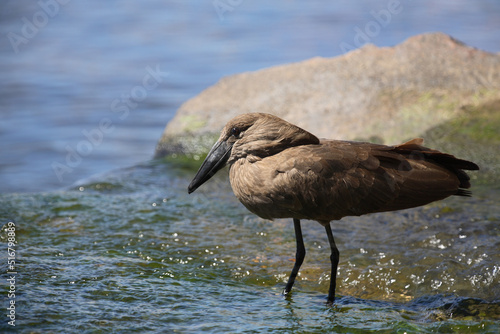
[1,159,498,333]
[2,1,500,332]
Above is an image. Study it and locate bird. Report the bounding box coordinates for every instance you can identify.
[187,112,479,304]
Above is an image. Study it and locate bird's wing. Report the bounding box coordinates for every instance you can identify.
[266,141,392,220]
[266,140,468,221]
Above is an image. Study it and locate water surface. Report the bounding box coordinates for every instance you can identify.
[1,1,499,332]
[1,159,498,332]
[1,0,500,192]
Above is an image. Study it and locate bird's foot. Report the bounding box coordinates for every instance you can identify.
[325,292,337,306]
[282,288,292,300]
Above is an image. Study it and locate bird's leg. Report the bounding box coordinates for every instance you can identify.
[283,218,306,297]
[324,222,339,304]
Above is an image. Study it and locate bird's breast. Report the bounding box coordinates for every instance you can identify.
[228,157,296,220]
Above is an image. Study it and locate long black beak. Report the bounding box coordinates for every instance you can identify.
[188,140,233,194]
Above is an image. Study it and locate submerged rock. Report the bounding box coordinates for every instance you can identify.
[155,32,500,170]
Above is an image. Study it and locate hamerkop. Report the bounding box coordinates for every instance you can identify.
[188,112,479,304]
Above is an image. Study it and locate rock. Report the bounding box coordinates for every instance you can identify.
[155,32,500,166]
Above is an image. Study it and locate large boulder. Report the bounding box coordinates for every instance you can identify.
[155,32,500,172]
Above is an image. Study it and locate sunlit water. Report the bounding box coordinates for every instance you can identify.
[1,159,499,333]
[1,1,500,332]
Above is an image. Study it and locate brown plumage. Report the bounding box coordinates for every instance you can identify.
[188,112,479,304]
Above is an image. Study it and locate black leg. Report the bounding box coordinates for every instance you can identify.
[284,218,306,297]
[325,222,339,304]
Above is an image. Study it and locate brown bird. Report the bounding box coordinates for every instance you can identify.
[188,112,479,304]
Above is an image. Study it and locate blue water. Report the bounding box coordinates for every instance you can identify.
[1,0,500,193]
[1,2,500,333]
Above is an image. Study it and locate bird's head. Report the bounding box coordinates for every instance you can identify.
[188,113,318,194]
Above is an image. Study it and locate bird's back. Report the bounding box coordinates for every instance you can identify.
[229,138,479,223]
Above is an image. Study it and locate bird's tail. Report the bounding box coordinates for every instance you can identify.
[394,138,480,192]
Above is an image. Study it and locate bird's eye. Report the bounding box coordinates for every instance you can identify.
[231,127,241,138]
